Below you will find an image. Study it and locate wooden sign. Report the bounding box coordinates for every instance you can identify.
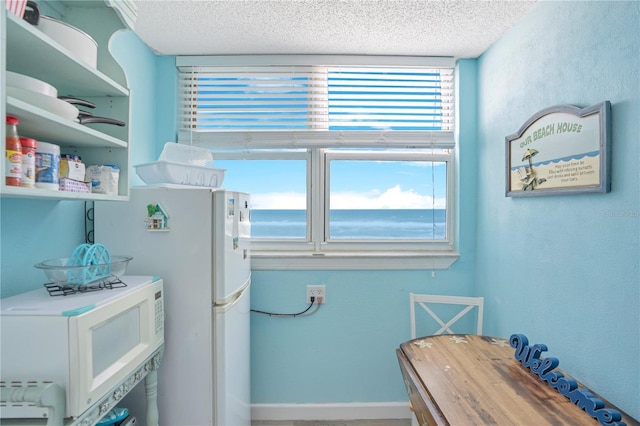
[505,102,611,197]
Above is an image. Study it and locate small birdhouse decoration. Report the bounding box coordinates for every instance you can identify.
[145,203,169,230]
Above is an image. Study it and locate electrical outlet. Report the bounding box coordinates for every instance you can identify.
[306,285,326,304]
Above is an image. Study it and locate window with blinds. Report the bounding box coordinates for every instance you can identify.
[177,65,454,136]
[174,57,459,270]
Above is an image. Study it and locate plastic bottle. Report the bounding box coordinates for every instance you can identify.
[35,141,60,190]
[20,137,37,188]
[5,115,22,187]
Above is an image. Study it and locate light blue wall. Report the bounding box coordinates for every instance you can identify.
[476,1,639,419]
[0,199,85,297]
[249,268,477,403]
[110,29,160,185]
[154,56,178,154]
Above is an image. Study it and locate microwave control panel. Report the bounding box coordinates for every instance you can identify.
[155,290,164,335]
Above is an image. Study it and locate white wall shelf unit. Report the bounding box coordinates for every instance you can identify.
[5,12,128,97]
[6,97,127,149]
[1,1,133,201]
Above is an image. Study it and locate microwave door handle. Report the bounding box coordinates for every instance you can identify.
[1,382,65,426]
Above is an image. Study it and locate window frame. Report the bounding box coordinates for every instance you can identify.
[211,147,458,270]
[322,149,454,250]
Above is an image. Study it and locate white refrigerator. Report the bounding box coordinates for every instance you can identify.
[95,186,251,426]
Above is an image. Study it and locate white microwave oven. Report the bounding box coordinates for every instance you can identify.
[0,276,164,420]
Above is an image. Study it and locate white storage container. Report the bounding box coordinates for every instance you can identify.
[134,161,225,188]
[158,142,213,167]
[35,141,60,190]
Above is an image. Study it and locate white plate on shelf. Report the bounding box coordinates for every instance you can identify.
[7,71,58,97]
[6,86,78,121]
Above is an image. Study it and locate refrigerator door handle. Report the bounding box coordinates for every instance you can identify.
[213,277,251,312]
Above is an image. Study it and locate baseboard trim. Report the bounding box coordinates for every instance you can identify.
[251,402,412,421]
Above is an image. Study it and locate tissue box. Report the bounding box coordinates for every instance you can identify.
[59,178,91,193]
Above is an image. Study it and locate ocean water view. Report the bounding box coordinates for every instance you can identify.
[251,209,447,239]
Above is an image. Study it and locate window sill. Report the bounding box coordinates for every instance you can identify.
[250,251,460,271]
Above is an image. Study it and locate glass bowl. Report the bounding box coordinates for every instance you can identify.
[34,255,132,285]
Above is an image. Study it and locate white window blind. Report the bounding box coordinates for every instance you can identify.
[327,68,453,131]
[177,58,454,148]
[178,65,325,130]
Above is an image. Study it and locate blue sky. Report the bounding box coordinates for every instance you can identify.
[216,158,447,210]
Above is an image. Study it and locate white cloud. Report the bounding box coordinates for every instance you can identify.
[252,185,445,210]
[332,185,445,209]
[252,191,306,209]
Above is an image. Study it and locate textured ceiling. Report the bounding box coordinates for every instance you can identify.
[132,0,537,58]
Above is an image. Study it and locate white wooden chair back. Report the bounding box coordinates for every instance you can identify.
[410,293,484,338]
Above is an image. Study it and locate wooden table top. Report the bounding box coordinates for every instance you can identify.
[398,334,639,426]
